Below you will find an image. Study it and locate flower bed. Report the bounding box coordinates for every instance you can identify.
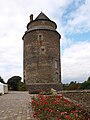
[31,94,90,120]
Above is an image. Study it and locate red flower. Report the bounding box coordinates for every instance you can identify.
[75,113,78,118]
[71,110,78,113]
[43,101,48,105]
[35,101,39,105]
[44,107,49,111]
[38,109,42,113]
[33,112,37,118]
[77,104,81,107]
[57,118,62,120]
[64,99,69,103]
[53,101,57,105]
[41,95,46,101]
[60,112,67,115]
[32,106,35,109]
[65,115,71,119]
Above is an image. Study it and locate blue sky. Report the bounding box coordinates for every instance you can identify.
[0,0,90,83]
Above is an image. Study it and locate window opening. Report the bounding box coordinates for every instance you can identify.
[38,34,43,40]
[55,72,58,80]
[55,60,58,69]
[41,48,44,51]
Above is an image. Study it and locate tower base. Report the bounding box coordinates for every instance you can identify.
[26,83,62,93]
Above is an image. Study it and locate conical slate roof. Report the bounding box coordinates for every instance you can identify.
[35,12,50,20]
[25,12,57,32]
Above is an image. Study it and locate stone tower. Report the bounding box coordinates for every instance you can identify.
[22,12,61,92]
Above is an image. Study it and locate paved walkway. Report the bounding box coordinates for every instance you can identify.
[0,91,34,120]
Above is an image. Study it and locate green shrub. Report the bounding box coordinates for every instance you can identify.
[18,82,26,91]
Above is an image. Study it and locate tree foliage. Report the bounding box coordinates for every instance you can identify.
[63,76,90,90]
[80,77,90,89]
[7,76,22,90]
[63,81,80,90]
[0,76,5,84]
[18,82,26,91]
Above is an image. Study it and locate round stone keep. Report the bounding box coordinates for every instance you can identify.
[22,12,62,92]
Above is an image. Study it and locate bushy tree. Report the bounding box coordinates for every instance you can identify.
[63,81,80,90]
[87,76,90,82]
[0,76,5,84]
[80,77,90,89]
[63,76,90,90]
[18,82,26,91]
[7,76,22,90]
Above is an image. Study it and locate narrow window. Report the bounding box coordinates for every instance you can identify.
[41,48,44,51]
[38,34,43,40]
[40,46,46,54]
[39,35,42,39]
[55,72,58,80]
[55,60,58,69]
[38,34,43,46]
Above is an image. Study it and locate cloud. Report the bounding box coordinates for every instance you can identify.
[61,41,90,83]
[0,37,23,81]
[65,0,90,33]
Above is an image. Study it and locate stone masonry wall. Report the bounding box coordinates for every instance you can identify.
[26,83,62,93]
[27,20,56,30]
[58,90,90,113]
[24,29,61,85]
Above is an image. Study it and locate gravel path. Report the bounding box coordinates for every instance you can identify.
[0,91,34,120]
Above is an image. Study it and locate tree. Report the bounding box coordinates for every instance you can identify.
[18,82,26,91]
[87,76,90,82]
[62,76,90,90]
[80,78,90,89]
[0,76,5,84]
[63,81,80,90]
[7,76,22,90]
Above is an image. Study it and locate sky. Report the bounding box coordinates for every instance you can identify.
[0,0,90,83]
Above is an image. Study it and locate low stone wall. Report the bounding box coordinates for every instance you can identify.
[58,90,90,113]
[26,83,62,93]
